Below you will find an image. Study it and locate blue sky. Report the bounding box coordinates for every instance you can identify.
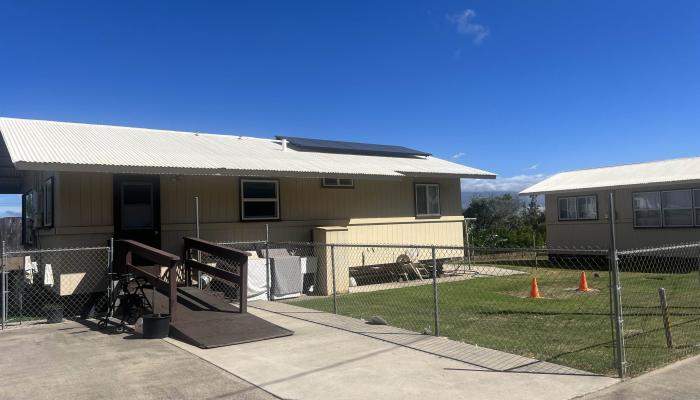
[1,1,699,213]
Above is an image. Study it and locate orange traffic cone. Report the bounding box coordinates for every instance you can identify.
[577,271,591,292]
[529,276,541,298]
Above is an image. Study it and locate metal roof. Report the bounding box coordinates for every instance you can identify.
[520,157,700,195]
[0,118,496,179]
[276,136,431,157]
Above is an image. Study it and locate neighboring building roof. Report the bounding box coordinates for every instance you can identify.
[0,117,496,179]
[520,156,700,195]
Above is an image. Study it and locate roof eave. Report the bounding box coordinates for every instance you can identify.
[520,178,700,196]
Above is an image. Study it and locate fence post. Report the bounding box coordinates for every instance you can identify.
[108,238,114,317]
[697,246,700,285]
[658,288,673,349]
[1,240,5,330]
[265,224,271,301]
[331,244,337,314]
[432,246,440,336]
[608,192,626,378]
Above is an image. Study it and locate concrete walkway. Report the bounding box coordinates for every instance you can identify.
[577,354,700,400]
[0,320,276,400]
[167,301,618,400]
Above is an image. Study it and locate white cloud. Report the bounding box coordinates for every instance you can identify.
[452,151,465,159]
[446,9,490,45]
[523,164,538,171]
[461,174,547,193]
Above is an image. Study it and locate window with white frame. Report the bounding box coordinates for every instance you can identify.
[43,177,54,227]
[241,179,279,220]
[633,191,663,227]
[558,195,597,220]
[415,183,440,217]
[662,190,693,227]
[321,178,354,188]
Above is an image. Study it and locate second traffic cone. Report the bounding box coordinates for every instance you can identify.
[577,271,591,292]
[529,276,541,298]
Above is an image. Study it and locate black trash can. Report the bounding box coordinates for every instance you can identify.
[45,304,64,324]
[142,314,170,339]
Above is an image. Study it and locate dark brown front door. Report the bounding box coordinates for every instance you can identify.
[113,174,161,249]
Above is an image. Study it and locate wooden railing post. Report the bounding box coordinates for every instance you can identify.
[182,237,249,313]
[239,260,248,313]
[169,261,178,322]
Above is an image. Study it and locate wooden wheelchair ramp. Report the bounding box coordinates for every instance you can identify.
[153,287,292,349]
[115,237,292,349]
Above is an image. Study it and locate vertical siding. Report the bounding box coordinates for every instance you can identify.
[56,172,112,228]
[43,173,466,254]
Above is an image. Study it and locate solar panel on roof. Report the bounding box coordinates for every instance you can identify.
[276,136,431,158]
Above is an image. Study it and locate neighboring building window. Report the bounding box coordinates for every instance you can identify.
[415,183,440,217]
[558,197,577,220]
[695,190,700,226]
[43,177,54,227]
[662,190,693,227]
[322,178,354,188]
[633,191,662,227]
[558,195,597,220]
[241,179,279,220]
[22,190,35,245]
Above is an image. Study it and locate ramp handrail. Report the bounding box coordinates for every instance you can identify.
[182,237,249,313]
[113,240,180,322]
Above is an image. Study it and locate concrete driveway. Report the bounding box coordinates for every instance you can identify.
[577,354,700,400]
[0,321,276,400]
[167,302,619,400]
[0,304,622,400]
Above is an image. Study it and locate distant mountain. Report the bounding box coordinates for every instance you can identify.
[461,191,544,210]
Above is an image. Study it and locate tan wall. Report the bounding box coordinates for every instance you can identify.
[26,171,464,295]
[26,172,464,288]
[545,182,700,250]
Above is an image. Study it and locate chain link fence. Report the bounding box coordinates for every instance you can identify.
[2,238,698,379]
[617,243,700,376]
[218,239,700,378]
[1,245,110,328]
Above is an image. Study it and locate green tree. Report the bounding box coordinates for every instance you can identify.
[463,194,545,247]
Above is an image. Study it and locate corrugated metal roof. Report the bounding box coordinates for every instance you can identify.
[0,117,496,179]
[520,157,700,195]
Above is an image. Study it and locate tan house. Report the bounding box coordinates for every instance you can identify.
[521,157,700,250]
[0,117,494,295]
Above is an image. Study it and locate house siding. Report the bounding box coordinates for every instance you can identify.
[33,172,465,253]
[545,182,700,250]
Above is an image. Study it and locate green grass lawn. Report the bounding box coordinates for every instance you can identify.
[289,263,700,377]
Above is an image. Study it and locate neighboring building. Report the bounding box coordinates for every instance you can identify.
[521,157,700,250]
[0,117,494,295]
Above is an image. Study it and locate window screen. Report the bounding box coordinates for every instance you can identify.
[662,190,693,227]
[415,184,440,216]
[633,192,662,227]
